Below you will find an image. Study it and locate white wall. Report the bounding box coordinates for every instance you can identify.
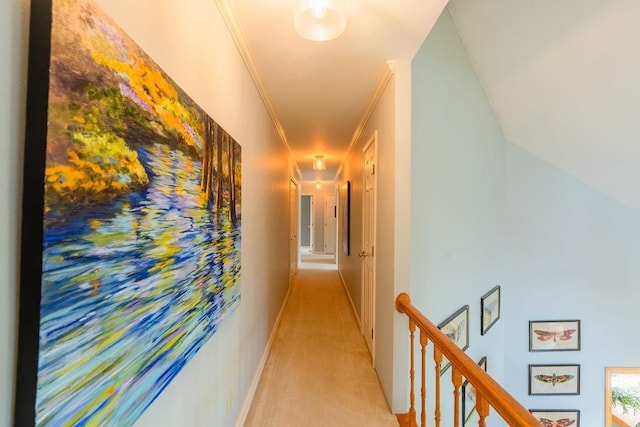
[336,64,412,413]
[1,0,29,424]
[411,7,640,424]
[2,0,292,425]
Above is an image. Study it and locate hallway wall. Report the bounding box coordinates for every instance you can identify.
[336,63,412,413]
[1,0,292,425]
[411,7,640,423]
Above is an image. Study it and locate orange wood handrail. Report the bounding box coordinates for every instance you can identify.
[396,293,541,426]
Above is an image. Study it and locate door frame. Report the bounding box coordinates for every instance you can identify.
[323,192,336,255]
[300,193,314,252]
[289,178,299,283]
[361,132,377,362]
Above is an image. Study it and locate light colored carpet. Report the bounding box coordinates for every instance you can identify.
[244,269,397,427]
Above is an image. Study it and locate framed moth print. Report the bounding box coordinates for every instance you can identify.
[529,364,580,395]
[480,285,500,335]
[529,409,580,427]
[529,320,580,351]
[437,305,469,374]
[16,0,242,425]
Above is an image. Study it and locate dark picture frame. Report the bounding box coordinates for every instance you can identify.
[461,357,487,425]
[529,364,580,396]
[529,320,581,351]
[480,285,500,335]
[462,380,476,425]
[340,180,351,255]
[529,409,580,426]
[437,305,469,374]
[16,0,242,424]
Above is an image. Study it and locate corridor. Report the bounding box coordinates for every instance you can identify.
[244,268,396,426]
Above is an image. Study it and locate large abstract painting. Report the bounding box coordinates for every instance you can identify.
[16,0,241,425]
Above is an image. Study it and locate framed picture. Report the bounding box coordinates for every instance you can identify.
[478,356,487,372]
[529,320,581,351]
[16,0,242,424]
[438,305,469,374]
[462,379,476,424]
[461,357,487,425]
[480,286,500,335]
[340,180,351,255]
[529,364,580,395]
[529,409,580,426]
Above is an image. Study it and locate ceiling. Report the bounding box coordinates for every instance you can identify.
[217,0,640,213]
[447,0,640,213]
[216,0,448,183]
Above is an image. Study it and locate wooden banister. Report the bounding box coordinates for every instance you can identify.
[396,293,541,426]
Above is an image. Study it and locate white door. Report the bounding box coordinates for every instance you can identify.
[289,179,298,281]
[324,193,336,254]
[360,136,376,358]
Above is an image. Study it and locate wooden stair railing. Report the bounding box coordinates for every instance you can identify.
[396,293,541,427]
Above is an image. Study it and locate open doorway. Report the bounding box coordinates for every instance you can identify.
[300,195,313,252]
[299,184,337,270]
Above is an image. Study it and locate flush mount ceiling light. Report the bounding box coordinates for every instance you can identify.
[294,0,346,42]
[312,155,326,170]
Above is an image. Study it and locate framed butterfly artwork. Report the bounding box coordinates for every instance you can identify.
[529,320,581,351]
[529,364,580,395]
[529,409,580,427]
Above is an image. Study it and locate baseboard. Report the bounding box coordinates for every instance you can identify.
[234,283,293,427]
[338,269,361,329]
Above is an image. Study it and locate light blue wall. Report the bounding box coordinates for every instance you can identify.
[411,8,507,410]
[411,7,640,424]
[504,143,640,419]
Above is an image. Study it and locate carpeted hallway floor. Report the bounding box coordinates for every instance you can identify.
[244,268,397,427]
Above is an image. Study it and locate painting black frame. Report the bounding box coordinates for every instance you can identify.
[480,285,500,335]
[15,0,54,423]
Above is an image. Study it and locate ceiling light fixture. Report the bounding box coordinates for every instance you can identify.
[294,0,346,42]
[312,155,326,170]
[316,181,321,190]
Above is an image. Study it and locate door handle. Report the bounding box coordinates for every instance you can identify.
[358,251,367,258]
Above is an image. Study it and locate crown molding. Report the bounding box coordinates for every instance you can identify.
[215,0,302,180]
[334,63,394,181]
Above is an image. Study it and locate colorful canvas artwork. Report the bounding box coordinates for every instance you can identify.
[16,0,242,425]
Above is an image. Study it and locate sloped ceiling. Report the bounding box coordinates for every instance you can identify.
[447,0,640,212]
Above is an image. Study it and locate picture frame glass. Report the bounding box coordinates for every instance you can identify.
[529,320,580,351]
[529,364,580,395]
[530,410,580,426]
